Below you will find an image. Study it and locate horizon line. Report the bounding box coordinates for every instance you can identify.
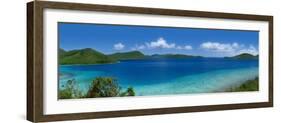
[59,47,259,58]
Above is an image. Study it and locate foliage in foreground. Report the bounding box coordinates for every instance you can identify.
[228,77,259,92]
[58,79,83,99]
[86,77,120,97]
[59,77,135,99]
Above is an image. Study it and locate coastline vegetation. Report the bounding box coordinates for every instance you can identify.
[59,77,135,99]
[227,77,259,92]
[59,76,259,99]
[59,79,83,99]
[224,53,258,60]
[59,48,203,65]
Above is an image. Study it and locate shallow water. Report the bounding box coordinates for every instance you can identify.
[59,58,258,96]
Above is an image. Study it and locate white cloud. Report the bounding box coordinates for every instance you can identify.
[200,42,239,52]
[130,37,193,51]
[144,37,192,51]
[237,45,258,55]
[232,42,240,48]
[131,44,145,50]
[113,43,125,50]
[146,37,176,49]
[176,45,193,50]
[200,41,258,56]
[184,45,193,50]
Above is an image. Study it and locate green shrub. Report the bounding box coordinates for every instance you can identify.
[229,77,259,92]
[120,86,135,96]
[59,77,136,99]
[126,87,135,96]
[59,88,72,99]
[86,77,121,98]
[59,79,83,99]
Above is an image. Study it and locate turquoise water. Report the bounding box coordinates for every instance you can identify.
[59,58,258,96]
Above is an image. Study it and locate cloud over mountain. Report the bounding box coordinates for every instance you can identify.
[146,37,176,49]
[131,37,193,51]
[113,43,125,50]
[200,41,258,55]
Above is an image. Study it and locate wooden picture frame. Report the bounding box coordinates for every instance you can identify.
[27,1,273,122]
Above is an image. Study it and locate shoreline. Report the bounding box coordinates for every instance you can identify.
[59,76,259,98]
[59,57,258,66]
[59,66,259,97]
[60,61,121,66]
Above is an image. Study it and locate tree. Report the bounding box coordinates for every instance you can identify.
[86,77,121,98]
[59,79,83,99]
[59,77,136,99]
[120,86,135,96]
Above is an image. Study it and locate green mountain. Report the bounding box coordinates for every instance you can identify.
[225,53,258,60]
[108,51,145,60]
[59,48,66,56]
[59,48,203,65]
[150,54,202,59]
[59,48,116,65]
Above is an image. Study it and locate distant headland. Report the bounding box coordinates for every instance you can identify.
[59,48,258,65]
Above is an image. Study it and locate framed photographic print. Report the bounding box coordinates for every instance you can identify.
[27,1,273,122]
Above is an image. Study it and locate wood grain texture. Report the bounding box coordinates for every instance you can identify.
[268,17,274,106]
[27,1,274,122]
[27,2,34,122]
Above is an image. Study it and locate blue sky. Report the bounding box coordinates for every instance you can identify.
[59,23,259,57]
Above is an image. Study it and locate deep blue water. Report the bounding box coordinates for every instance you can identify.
[59,58,258,96]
